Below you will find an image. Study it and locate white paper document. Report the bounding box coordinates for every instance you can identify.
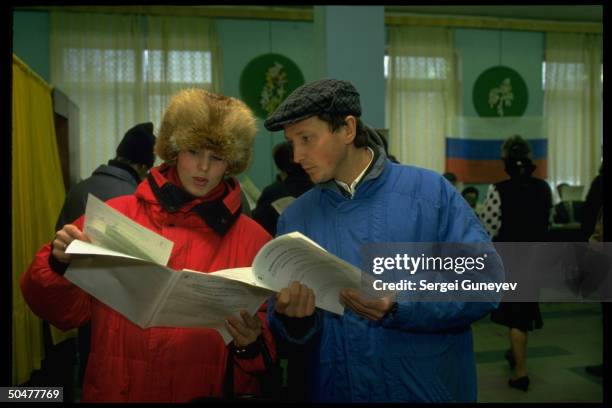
[66,196,274,343]
[84,194,173,266]
[238,176,261,211]
[251,232,362,315]
[64,195,365,344]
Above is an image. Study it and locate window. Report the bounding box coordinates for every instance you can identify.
[144,50,212,83]
[51,12,218,180]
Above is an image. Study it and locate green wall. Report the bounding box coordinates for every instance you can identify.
[12,9,551,197]
[315,6,385,129]
[216,18,314,190]
[11,10,315,191]
[13,11,50,82]
[454,28,544,118]
[453,28,545,202]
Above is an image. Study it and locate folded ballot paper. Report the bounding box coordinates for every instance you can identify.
[65,194,362,343]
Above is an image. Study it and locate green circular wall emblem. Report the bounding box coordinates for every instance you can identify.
[473,66,528,117]
[239,53,305,119]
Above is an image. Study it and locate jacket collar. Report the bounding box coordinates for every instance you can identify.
[140,164,242,236]
[318,124,387,197]
[107,159,142,185]
[90,162,140,186]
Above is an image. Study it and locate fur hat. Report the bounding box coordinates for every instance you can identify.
[155,88,257,175]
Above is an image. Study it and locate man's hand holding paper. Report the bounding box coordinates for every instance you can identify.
[340,289,396,321]
[274,281,316,318]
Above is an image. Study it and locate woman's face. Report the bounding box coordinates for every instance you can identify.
[176,148,228,197]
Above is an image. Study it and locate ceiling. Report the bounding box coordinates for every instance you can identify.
[384,6,602,23]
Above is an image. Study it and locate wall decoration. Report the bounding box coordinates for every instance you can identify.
[239,53,305,119]
[473,65,528,117]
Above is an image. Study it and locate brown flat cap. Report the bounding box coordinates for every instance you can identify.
[264,78,362,131]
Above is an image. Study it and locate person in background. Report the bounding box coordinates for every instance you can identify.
[252,141,313,401]
[580,164,603,242]
[54,122,156,392]
[252,141,312,236]
[20,88,277,402]
[461,186,479,210]
[56,122,156,229]
[262,78,502,402]
[443,172,458,188]
[479,135,552,392]
[582,163,605,377]
[553,182,584,225]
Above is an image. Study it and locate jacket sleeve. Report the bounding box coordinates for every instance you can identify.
[19,215,92,331]
[231,225,279,375]
[266,294,323,346]
[232,300,278,374]
[478,184,502,239]
[380,297,498,333]
[381,179,504,333]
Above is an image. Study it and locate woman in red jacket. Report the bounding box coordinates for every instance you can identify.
[20,88,275,402]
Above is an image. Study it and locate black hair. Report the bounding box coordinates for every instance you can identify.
[501,135,536,177]
[462,186,479,197]
[272,141,303,176]
[316,113,368,148]
[443,172,458,183]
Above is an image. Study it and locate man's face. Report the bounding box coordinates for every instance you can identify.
[283,116,351,184]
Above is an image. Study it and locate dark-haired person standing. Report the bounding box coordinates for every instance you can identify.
[252,141,312,236]
[55,122,157,230]
[479,135,553,392]
[263,78,503,402]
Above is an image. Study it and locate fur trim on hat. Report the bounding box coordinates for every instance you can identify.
[155,88,257,175]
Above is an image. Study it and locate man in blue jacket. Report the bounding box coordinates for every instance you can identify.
[263,78,503,402]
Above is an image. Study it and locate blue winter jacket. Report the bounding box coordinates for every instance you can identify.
[267,141,503,402]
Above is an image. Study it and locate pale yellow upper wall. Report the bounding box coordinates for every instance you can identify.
[16,5,602,33]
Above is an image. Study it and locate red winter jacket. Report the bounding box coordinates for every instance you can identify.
[20,165,274,402]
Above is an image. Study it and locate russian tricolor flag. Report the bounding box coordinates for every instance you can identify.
[445,118,547,184]
[446,138,547,184]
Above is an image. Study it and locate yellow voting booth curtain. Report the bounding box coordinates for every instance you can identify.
[12,54,76,385]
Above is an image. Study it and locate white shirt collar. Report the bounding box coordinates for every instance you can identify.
[335,147,374,198]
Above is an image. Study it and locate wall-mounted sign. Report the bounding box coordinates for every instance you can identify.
[239,53,305,119]
[473,66,528,117]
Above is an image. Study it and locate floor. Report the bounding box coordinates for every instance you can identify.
[473,302,603,402]
[23,302,604,403]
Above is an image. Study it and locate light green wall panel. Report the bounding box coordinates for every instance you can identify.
[217,19,314,191]
[454,28,544,118]
[500,30,544,117]
[315,6,385,129]
[13,11,50,82]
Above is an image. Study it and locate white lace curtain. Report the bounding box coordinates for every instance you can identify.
[386,26,457,172]
[50,11,221,180]
[543,32,602,194]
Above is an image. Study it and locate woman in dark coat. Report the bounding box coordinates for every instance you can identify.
[479,135,552,392]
